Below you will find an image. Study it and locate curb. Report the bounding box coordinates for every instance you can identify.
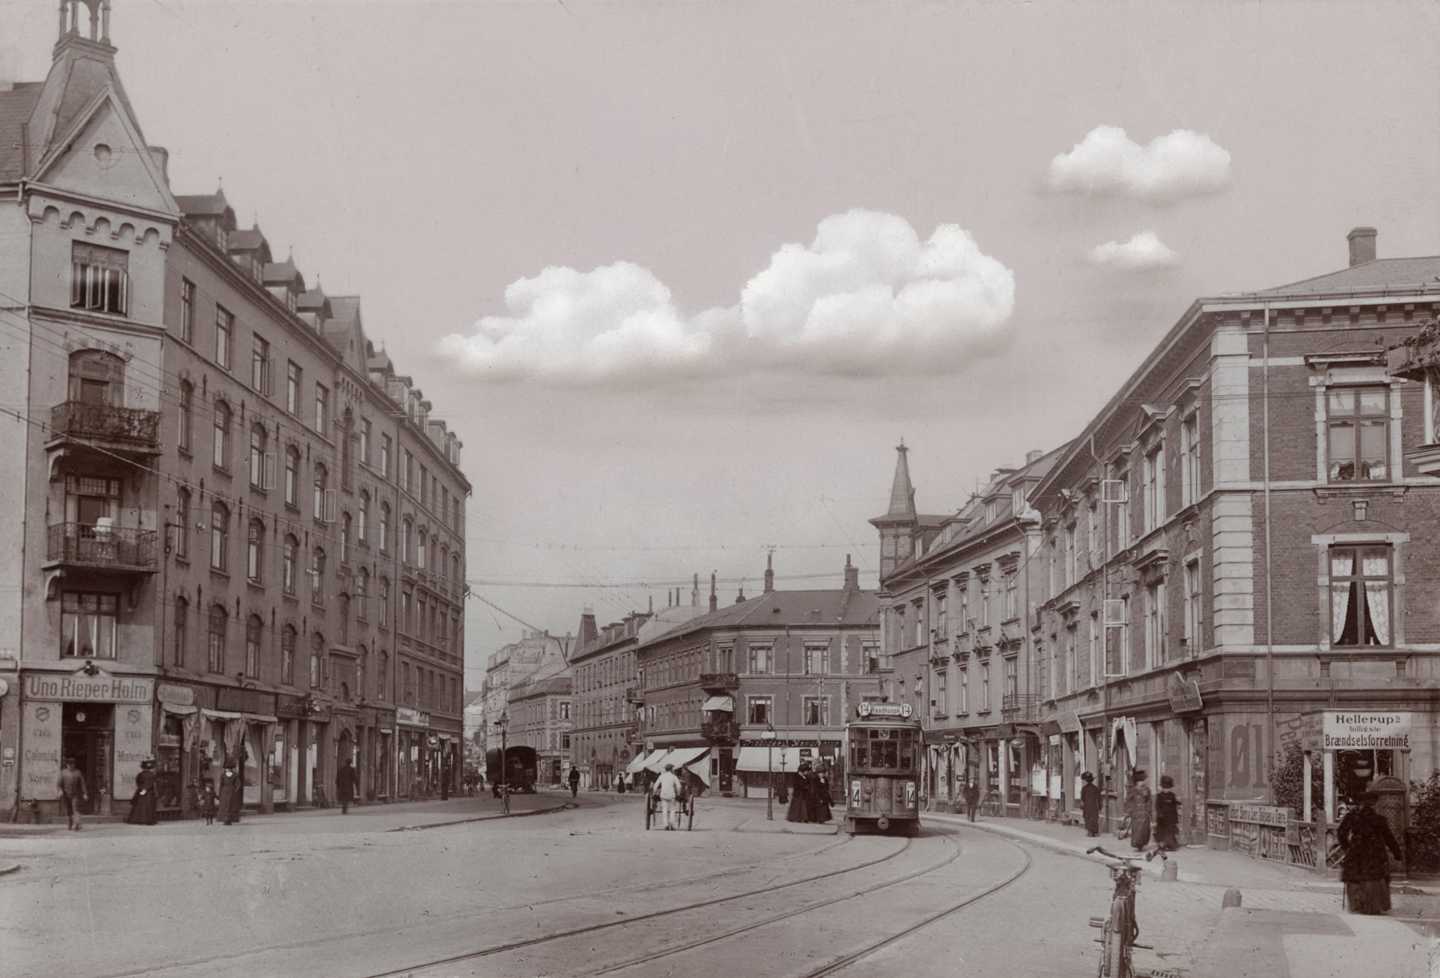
[388,800,577,832]
[732,817,840,836]
[926,811,1165,876]
[0,863,19,877]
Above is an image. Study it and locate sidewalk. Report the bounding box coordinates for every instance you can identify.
[938,811,1438,977]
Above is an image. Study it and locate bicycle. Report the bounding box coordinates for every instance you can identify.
[1086,846,1154,977]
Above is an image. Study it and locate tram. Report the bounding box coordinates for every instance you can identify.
[486,745,538,795]
[844,701,923,836]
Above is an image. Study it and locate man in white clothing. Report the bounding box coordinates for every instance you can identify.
[653,763,683,830]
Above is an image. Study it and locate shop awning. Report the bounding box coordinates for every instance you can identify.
[162,704,198,716]
[623,753,651,775]
[637,749,672,773]
[702,695,734,712]
[201,708,278,724]
[735,745,808,773]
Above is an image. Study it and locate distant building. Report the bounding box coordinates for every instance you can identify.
[478,629,568,755]
[508,676,573,785]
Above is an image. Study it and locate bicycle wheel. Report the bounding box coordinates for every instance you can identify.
[1107,895,1130,978]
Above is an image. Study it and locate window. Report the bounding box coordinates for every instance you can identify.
[340,512,352,565]
[1181,413,1200,507]
[401,588,412,632]
[803,696,829,726]
[1327,387,1389,482]
[286,362,302,416]
[980,576,992,628]
[1330,546,1392,647]
[1003,657,1017,703]
[747,695,772,725]
[175,488,191,559]
[357,568,370,621]
[1002,573,1017,621]
[417,528,427,569]
[282,534,298,594]
[358,491,369,544]
[981,661,991,712]
[209,501,229,571]
[933,669,947,717]
[246,518,264,582]
[1142,444,1165,532]
[560,702,571,720]
[360,418,371,466]
[248,423,268,489]
[863,642,888,673]
[379,578,390,628]
[311,547,326,606]
[214,307,233,369]
[380,435,391,478]
[804,643,828,674]
[245,615,262,678]
[313,463,328,521]
[207,604,227,672]
[1183,558,1201,652]
[179,278,195,343]
[310,634,323,687]
[61,592,118,658]
[935,592,948,638]
[747,644,771,675]
[1089,613,1100,686]
[1064,527,1076,587]
[212,400,231,470]
[70,243,128,315]
[401,518,413,563]
[173,596,188,666]
[178,381,193,454]
[251,335,271,394]
[1114,467,1130,550]
[958,668,969,714]
[314,383,329,434]
[378,650,388,698]
[281,625,296,684]
[1144,582,1166,669]
[379,503,391,554]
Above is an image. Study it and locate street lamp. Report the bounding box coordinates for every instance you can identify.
[494,712,509,815]
[762,723,776,821]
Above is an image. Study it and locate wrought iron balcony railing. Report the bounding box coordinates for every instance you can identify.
[47,523,158,572]
[50,401,160,448]
[1001,692,1039,722]
[699,672,739,691]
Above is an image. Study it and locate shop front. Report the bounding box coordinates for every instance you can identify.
[154,682,205,818]
[396,706,430,798]
[374,714,393,800]
[19,669,153,819]
[198,687,278,813]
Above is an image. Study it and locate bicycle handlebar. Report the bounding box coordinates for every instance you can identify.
[1086,845,1140,867]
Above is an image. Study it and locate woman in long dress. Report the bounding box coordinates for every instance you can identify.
[217,763,242,826]
[1153,774,1180,850]
[1338,790,1402,914]
[125,759,159,825]
[1126,769,1153,851]
[786,764,812,823]
[812,768,833,823]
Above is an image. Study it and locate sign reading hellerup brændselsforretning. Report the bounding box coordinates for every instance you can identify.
[1322,711,1412,751]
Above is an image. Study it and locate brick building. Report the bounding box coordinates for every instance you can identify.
[0,4,468,819]
[508,675,573,785]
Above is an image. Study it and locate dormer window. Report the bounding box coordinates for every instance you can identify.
[215,224,228,251]
[70,244,128,316]
[286,290,297,313]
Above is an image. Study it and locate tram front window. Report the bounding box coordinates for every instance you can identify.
[851,740,869,768]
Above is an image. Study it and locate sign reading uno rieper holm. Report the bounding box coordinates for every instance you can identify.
[1322,711,1412,751]
[25,673,153,703]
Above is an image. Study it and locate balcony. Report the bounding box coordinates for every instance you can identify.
[1388,324,1440,475]
[974,626,995,656]
[702,717,739,743]
[46,523,158,574]
[1001,692,1039,722]
[625,686,642,704]
[48,401,161,455]
[699,672,739,692]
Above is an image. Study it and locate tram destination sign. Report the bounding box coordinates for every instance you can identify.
[1322,711,1411,751]
[857,702,912,719]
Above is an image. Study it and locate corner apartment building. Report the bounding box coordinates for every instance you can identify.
[508,675,572,785]
[478,629,569,756]
[873,443,1061,812]
[0,5,469,819]
[635,559,883,797]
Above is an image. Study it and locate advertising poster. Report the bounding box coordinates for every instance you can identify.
[22,701,61,800]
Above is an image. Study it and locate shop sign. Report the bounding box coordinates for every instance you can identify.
[24,673,152,704]
[21,702,61,799]
[156,683,195,707]
[397,707,430,728]
[1167,673,1204,714]
[1323,711,1411,751]
[216,688,276,716]
[113,705,152,803]
[1058,710,1083,735]
[276,694,309,719]
[1230,803,1289,827]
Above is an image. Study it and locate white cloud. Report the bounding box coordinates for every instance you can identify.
[1047,126,1232,203]
[438,209,1016,384]
[1087,231,1180,271]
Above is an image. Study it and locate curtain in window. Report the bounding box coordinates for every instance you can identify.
[1363,552,1391,645]
[1330,552,1354,643]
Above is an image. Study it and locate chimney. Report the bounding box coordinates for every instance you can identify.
[736,583,746,604]
[763,551,775,594]
[1025,449,1044,464]
[1347,226,1377,267]
[844,554,860,591]
[692,573,699,608]
[709,572,718,613]
[578,607,598,649]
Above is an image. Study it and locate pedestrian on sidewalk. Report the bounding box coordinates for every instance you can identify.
[1080,772,1101,837]
[198,777,218,825]
[963,779,980,822]
[653,763,683,830]
[787,763,813,823]
[1337,790,1403,915]
[1126,769,1152,851]
[813,766,833,823]
[57,756,88,831]
[218,761,242,825]
[125,758,159,825]
[1154,774,1180,851]
[336,758,359,815]
[568,765,581,799]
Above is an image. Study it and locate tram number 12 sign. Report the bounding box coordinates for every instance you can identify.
[1322,711,1411,751]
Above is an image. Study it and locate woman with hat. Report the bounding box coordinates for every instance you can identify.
[1126,769,1153,851]
[125,758,159,825]
[1080,771,1102,838]
[1337,790,1402,914]
[218,759,243,826]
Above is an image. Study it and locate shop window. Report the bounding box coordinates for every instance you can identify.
[746,695,771,725]
[61,592,118,658]
[1327,387,1389,482]
[207,604,227,672]
[70,243,128,315]
[1330,546,1392,647]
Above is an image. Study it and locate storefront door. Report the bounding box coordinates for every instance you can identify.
[61,703,112,814]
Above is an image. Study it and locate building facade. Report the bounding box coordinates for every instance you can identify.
[635,559,884,797]
[0,5,469,819]
[874,444,1060,813]
[477,629,569,756]
[508,676,573,785]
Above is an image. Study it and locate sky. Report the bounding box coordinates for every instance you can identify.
[5,0,1439,689]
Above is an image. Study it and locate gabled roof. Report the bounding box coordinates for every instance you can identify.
[297,288,330,313]
[262,259,305,290]
[228,226,269,254]
[0,83,43,182]
[1245,257,1440,300]
[176,190,232,220]
[647,587,880,646]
